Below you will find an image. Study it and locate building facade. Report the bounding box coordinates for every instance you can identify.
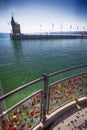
[11,16,21,35]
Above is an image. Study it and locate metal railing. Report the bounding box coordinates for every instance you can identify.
[48,73,87,114]
[0,64,87,129]
[0,90,43,130]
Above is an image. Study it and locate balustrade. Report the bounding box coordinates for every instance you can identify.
[0,64,87,129]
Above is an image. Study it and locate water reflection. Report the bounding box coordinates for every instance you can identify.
[11,40,23,63]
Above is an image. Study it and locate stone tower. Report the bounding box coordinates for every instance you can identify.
[11,16,21,35]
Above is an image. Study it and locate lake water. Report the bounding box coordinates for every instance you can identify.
[0,33,87,94]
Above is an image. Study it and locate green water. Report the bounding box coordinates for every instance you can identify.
[0,33,87,95]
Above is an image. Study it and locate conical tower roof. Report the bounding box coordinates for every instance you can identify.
[11,16,15,25]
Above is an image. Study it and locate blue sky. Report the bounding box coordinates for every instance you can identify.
[0,0,87,33]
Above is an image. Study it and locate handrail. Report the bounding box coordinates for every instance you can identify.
[49,64,87,77]
[49,72,87,87]
[0,90,43,118]
[0,64,87,101]
[0,77,43,101]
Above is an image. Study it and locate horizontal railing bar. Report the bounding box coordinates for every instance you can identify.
[48,64,87,78]
[0,90,43,118]
[0,77,43,101]
[0,64,87,101]
[49,72,87,88]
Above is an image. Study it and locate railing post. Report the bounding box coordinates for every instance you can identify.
[42,73,49,122]
[0,81,6,114]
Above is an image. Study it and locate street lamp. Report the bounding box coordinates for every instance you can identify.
[52,23,54,35]
[40,24,42,35]
[70,25,72,31]
[61,24,62,32]
[83,26,85,31]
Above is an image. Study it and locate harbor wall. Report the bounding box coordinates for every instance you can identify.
[11,33,87,40]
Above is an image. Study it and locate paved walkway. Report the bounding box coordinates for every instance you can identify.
[46,104,87,130]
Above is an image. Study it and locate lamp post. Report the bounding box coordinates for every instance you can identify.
[52,23,54,35]
[70,25,72,31]
[40,24,42,35]
[61,24,63,32]
[83,26,85,31]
